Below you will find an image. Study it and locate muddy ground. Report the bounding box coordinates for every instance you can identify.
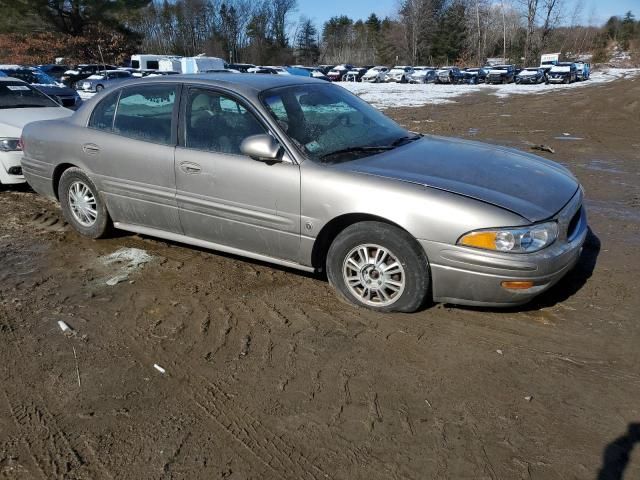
[1,77,639,480]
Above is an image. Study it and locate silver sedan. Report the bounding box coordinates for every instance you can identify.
[21,74,587,312]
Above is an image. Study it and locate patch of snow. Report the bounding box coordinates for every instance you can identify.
[100,247,153,285]
[102,247,153,269]
[0,65,23,70]
[340,81,482,108]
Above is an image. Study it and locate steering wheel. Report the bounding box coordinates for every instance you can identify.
[326,113,351,131]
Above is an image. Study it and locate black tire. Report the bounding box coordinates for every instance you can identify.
[96,84,104,92]
[58,167,112,239]
[326,221,430,313]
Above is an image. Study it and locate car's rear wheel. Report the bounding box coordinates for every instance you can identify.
[326,222,430,313]
[59,168,111,238]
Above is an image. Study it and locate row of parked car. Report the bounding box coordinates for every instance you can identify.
[320,62,591,85]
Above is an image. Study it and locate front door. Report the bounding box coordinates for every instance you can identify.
[174,87,300,261]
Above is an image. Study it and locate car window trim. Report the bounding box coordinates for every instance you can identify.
[178,84,297,164]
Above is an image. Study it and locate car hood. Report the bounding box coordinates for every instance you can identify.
[0,107,72,136]
[331,136,579,222]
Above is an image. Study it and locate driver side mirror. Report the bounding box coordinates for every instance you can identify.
[240,134,282,162]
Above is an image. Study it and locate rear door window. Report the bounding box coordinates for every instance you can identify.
[88,91,120,131]
[113,85,177,145]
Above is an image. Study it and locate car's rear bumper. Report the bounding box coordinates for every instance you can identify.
[419,192,587,307]
[0,151,26,185]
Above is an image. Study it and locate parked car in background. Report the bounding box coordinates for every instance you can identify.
[409,67,437,84]
[60,64,119,88]
[0,65,81,109]
[0,77,72,186]
[344,67,368,82]
[21,74,587,312]
[462,67,489,84]
[362,66,389,83]
[574,62,590,81]
[79,70,133,92]
[385,66,414,83]
[248,66,290,75]
[435,67,464,84]
[547,63,577,84]
[317,65,335,75]
[486,65,516,84]
[515,67,547,84]
[327,65,353,81]
[225,63,255,73]
[37,64,69,81]
[295,67,330,81]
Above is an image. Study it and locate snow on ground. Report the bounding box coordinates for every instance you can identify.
[340,68,640,109]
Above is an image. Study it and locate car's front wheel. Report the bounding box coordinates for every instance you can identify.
[59,168,112,238]
[327,222,430,313]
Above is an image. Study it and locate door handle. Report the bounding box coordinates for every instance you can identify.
[82,143,100,154]
[180,162,201,174]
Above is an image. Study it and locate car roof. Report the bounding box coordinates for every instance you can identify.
[140,72,320,92]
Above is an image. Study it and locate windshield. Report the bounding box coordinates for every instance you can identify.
[0,69,59,85]
[0,81,59,108]
[261,84,412,163]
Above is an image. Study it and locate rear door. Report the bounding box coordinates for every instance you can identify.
[174,87,301,261]
[82,84,182,233]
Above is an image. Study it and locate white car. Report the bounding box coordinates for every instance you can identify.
[0,77,72,186]
[385,66,414,83]
[362,66,389,83]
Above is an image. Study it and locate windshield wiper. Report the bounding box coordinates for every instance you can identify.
[389,133,422,146]
[320,145,395,163]
[319,134,422,163]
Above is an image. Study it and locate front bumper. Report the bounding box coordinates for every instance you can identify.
[548,76,568,83]
[420,191,587,307]
[0,151,26,185]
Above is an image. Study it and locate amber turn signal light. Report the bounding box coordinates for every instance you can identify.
[501,281,534,290]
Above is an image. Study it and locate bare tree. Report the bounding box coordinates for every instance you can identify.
[522,0,538,64]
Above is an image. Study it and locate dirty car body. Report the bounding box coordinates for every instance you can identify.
[21,74,587,312]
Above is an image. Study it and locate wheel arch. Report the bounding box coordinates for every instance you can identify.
[311,213,423,271]
[52,163,79,200]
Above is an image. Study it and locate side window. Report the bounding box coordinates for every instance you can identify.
[184,89,266,155]
[113,85,176,145]
[88,91,119,131]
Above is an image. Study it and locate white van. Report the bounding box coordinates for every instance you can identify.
[180,56,225,74]
[130,54,167,71]
[158,58,182,73]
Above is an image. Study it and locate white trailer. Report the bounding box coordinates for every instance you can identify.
[180,56,225,74]
[130,54,167,70]
[158,58,182,72]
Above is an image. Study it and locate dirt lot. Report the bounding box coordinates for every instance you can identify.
[1,76,639,480]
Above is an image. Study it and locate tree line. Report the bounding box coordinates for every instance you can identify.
[0,0,638,67]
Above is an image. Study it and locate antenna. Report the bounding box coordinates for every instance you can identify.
[98,45,106,73]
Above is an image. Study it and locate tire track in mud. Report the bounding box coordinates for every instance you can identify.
[124,322,328,479]
[0,314,114,480]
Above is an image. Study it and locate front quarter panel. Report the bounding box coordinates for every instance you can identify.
[299,160,528,266]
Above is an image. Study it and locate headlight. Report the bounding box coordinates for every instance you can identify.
[0,138,22,152]
[457,221,558,253]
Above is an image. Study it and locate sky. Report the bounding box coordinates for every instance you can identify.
[295,0,639,28]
